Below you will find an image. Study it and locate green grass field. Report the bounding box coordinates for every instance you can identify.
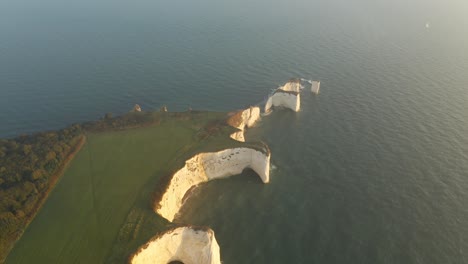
[5,111,260,263]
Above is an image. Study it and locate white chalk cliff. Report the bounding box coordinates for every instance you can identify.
[264,90,300,113]
[228,106,261,142]
[264,80,302,113]
[155,147,270,222]
[130,226,221,264]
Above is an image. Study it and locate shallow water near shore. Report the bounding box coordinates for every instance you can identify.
[2,0,468,263]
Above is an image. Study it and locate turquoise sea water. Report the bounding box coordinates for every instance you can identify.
[1,0,468,263]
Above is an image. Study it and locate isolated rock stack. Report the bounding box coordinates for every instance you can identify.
[133,104,142,112]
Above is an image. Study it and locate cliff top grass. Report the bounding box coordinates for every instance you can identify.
[4,110,266,264]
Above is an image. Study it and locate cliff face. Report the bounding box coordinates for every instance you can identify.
[228,106,261,142]
[311,81,320,94]
[264,80,302,113]
[156,147,270,222]
[230,131,245,142]
[245,107,260,128]
[265,91,300,113]
[203,147,269,182]
[130,227,221,264]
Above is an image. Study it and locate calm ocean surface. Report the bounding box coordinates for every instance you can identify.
[1,0,468,263]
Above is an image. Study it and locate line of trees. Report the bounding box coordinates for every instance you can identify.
[0,125,82,228]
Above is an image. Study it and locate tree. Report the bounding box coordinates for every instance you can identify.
[53,144,63,154]
[44,159,58,173]
[31,170,43,181]
[46,151,56,161]
[23,145,32,155]
[6,141,17,151]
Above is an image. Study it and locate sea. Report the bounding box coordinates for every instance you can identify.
[1,0,468,263]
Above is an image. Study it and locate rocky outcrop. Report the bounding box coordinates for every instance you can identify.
[227,106,261,142]
[264,90,300,113]
[264,79,302,113]
[154,146,270,222]
[229,131,245,142]
[133,104,142,112]
[130,226,221,264]
[311,81,320,94]
[279,78,302,93]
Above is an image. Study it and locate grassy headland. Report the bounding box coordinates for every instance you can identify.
[2,110,264,263]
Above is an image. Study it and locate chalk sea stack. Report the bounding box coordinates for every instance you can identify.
[133,104,142,112]
[311,81,320,94]
[264,80,301,113]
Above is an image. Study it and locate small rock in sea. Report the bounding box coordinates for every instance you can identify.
[133,104,142,112]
